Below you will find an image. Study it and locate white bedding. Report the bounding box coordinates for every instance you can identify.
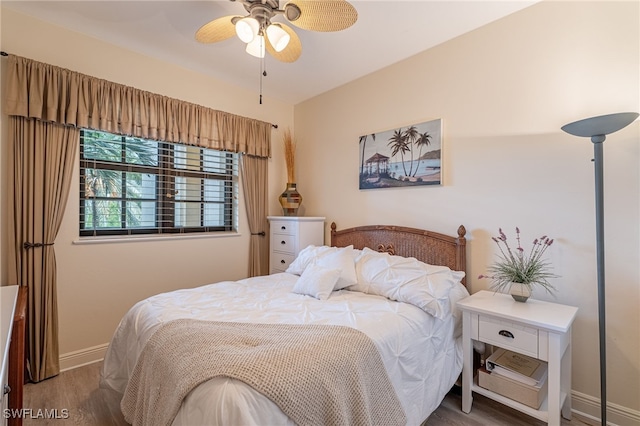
[101,272,469,425]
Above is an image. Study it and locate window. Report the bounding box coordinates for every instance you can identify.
[80,130,238,236]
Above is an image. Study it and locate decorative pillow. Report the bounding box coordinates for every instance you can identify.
[315,246,358,290]
[349,247,465,319]
[286,245,331,275]
[286,245,358,291]
[291,264,341,300]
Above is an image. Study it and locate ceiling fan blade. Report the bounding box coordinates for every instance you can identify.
[266,23,302,63]
[195,15,241,43]
[284,0,357,32]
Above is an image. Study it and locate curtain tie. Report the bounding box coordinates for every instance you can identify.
[250,232,266,236]
[23,242,55,249]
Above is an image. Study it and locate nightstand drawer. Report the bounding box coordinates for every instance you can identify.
[270,253,295,272]
[271,220,296,236]
[478,316,538,357]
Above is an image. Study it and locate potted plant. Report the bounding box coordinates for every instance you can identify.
[478,227,558,302]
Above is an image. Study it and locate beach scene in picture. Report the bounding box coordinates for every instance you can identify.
[359,118,442,190]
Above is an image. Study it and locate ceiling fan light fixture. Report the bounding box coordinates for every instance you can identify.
[196,0,357,66]
[266,24,290,52]
[236,17,259,43]
[246,35,266,58]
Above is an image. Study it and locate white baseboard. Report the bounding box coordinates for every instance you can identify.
[59,343,108,372]
[572,390,640,426]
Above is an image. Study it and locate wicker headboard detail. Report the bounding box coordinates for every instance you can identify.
[330,223,467,286]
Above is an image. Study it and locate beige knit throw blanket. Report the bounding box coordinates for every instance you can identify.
[121,319,406,426]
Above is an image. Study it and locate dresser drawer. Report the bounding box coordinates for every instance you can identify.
[478,316,539,358]
[272,234,296,254]
[271,220,296,236]
[267,216,325,275]
[270,253,295,272]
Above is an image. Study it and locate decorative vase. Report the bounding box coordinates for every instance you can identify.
[509,282,532,302]
[279,182,302,216]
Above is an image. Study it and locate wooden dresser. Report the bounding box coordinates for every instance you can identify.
[1,286,26,426]
[1,286,18,426]
[9,287,26,426]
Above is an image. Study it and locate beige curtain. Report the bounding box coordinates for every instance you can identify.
[3,54,273,381]
[240,154,269,277]
[4,54,272,157]
[7,116,79,382]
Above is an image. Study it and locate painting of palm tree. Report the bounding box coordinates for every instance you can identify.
[359,119,442,189]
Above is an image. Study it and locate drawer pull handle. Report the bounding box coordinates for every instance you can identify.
[280,240,286,245]
[499,330,514,339]
[280,260,286,264]
[281,226,286,230]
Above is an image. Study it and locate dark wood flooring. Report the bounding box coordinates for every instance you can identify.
[20,361,594,425]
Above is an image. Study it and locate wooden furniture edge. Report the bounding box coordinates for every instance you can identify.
[8,286,27,426]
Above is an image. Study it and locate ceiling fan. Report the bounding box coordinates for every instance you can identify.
[195,0,358,63]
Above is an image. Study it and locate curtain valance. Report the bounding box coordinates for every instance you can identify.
[4,54,271,158]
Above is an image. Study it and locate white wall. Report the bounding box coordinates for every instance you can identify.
[294,1,639,423]
[0,8,294,367]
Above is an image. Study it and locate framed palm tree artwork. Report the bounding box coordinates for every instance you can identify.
[359,118,442,190]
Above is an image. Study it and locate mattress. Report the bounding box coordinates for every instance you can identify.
[100,272,469,425]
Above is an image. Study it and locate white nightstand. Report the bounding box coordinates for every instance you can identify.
[457,290,578,426]
[267,216,325,274]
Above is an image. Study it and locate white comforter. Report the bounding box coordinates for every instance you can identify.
[101,272,469,425]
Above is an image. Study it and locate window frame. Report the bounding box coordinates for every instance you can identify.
[79,130,237,237]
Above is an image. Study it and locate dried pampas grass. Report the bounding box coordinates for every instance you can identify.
[283,128,296,183]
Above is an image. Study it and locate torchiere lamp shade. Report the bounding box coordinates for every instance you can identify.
[561,112,638,139]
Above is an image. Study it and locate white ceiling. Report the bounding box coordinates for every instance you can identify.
[3,1,538,104]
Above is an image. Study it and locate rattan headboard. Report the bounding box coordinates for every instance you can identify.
[330,223,467,286]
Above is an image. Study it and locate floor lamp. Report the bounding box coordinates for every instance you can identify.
[561,112,639,426]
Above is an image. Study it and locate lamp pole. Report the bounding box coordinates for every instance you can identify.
[592,135,607,425]
[561,111,638,426]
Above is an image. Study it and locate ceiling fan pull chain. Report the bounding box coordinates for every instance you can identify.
[259,49,266,104]
[259,55,262,104]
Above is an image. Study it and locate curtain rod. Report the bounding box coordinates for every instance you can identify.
[0,51,279,129]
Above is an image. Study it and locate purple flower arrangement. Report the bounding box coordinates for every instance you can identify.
[478,227,558,296]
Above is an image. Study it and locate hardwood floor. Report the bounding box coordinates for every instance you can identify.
[424,386,594,426]
[21,361,595,425]
[22,362,127,426]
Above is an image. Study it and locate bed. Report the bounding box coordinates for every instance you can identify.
[100,222,469,426]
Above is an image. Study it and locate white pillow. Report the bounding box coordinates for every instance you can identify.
[286,245,358,291]
[316,246,358,290]
[291,264,341,300]
[349,247,465,319]
[285,245,333,275]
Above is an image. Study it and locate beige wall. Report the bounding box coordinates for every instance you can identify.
[1,1,639,423]
[0,8,294,366]
[294,1,639,423]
